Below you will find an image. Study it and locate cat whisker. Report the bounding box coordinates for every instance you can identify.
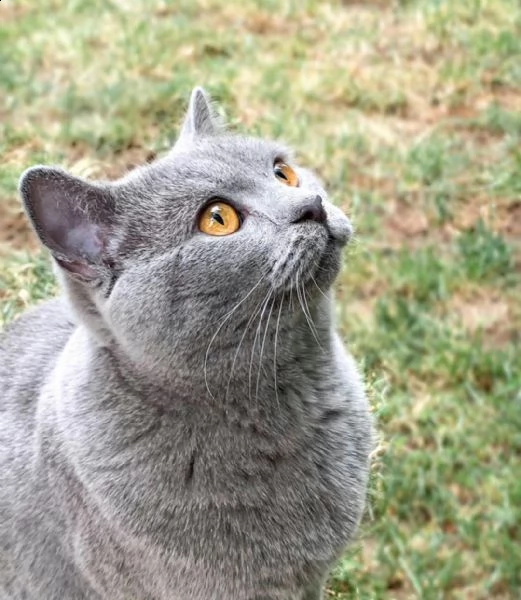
[302,282,321,340]
[225,287,271,404]
[255,294,276,409]
[273,295,284,413]
[249,289,273,408]
[310,273,329,301]
[296,274,323,350]
[204,272,267,400]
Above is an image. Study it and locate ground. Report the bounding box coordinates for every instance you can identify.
[1,0,520,598]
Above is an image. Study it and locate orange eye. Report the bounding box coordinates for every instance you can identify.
[274,162,299,187]
[198,202,241,236]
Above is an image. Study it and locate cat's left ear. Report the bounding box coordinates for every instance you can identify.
[19,166,117,281]
[177,87,224,142]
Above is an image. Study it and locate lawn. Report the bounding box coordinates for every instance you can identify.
[1,0,520,598]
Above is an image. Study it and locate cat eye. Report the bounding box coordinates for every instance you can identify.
[198,202,241,236]
[274,161,299,187]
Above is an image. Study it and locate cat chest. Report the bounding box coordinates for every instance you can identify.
[45,415,356,597]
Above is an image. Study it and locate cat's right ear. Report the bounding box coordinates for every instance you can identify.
[176,87,224,145]
[19,166,116,281]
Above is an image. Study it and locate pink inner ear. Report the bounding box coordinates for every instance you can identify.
[20,166,114,280]
[66,223,103,261]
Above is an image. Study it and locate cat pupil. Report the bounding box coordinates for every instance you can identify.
[276,168,288,180]
[212,211,225,226]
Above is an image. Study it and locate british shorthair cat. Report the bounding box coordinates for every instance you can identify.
[0,88,373,599]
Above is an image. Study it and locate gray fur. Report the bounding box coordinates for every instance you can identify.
[0,89,373,599]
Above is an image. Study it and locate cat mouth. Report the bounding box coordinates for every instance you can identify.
[270,230,340,293]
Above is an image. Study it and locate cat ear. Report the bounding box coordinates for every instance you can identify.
[19,166,116,280]
[178,87,223,141]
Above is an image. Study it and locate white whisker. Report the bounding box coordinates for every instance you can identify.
[249,289,273,407]
[273,295,284,412]
[225,288,270,403]
[296,273,323,350]
[204,272,266,400]
[255,294,275,407]
[310,273,329,301]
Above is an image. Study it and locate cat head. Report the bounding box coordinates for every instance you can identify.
[19,88,353,389]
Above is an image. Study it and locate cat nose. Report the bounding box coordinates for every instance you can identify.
[291,195,327,225]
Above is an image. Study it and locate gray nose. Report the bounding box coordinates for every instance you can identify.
[291,195,327,224]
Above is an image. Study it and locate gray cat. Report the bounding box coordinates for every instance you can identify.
[0,88,373,600]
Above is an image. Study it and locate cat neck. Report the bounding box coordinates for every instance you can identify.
[96,293,335,409]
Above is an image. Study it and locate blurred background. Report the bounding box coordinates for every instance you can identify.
[1,0,520,597]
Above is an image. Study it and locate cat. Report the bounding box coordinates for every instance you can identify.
[0,87,373,600]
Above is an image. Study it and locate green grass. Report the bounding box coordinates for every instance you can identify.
[1,0,520,597]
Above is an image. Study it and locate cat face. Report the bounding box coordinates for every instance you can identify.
[19,88,353,382]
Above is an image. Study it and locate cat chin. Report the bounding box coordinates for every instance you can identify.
[310,237,343,289]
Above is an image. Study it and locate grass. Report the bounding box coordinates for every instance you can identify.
[1,0,520,597]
